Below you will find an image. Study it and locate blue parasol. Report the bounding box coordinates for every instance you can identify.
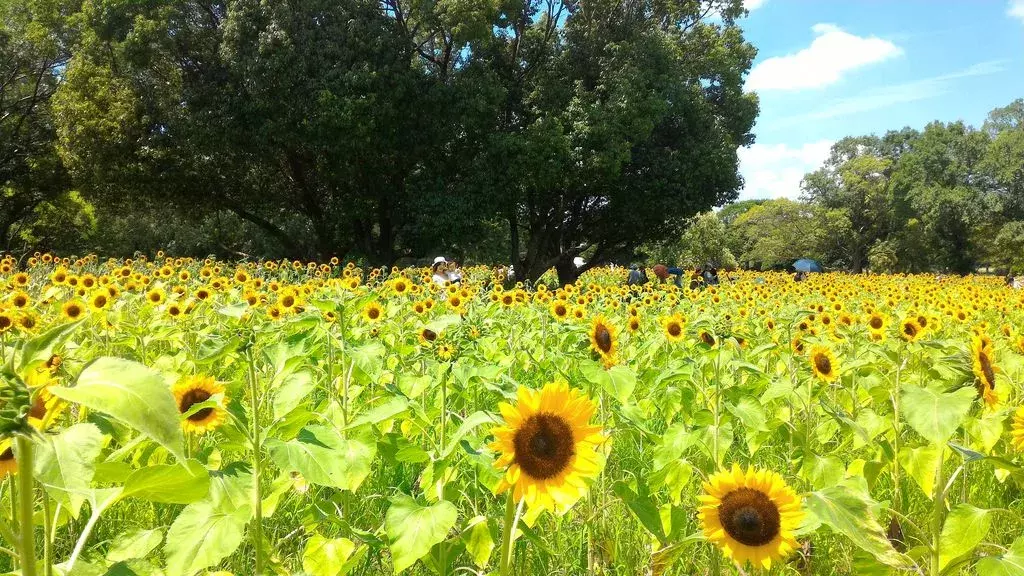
[793,258,823,273]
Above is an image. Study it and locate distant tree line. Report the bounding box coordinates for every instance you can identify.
[647,99,1024,275]
[1,0,759,283]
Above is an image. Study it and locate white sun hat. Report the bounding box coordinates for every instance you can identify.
[433,256,447,265]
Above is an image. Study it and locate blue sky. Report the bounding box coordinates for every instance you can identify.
[735,0,1024,201]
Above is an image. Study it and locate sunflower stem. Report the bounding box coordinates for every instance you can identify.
[929,445,945,576]
[15,435,37,576]
[498,494,521,576]
[245,349,266,575]
[42,492,52,576]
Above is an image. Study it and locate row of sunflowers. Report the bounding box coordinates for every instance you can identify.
[1,252,1024,575]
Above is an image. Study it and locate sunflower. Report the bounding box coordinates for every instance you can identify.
[362,301,384,323]
[550,300,570,321]
[1011,407,1024,452]
[899,318,922,342]
[0,311,13,333]
[9,291,29,308]
[699,330,717,348]
[790,337,805,355]
[699,464,804,570]
[661,313,686,343]
[172,376,228,434]
[418,327,437,345]
[0,442,16,478]
[436,342,456,362]
[62,300,86,321]
[589,316,618,367]
[627,316,641,333]
[971,336,999,410]
[808,345,839,382]
[490,382,606,513]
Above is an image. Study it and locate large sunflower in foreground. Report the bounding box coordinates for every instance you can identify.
[490,382,606,513]
[699,464,804,570]
[1011,407,1024,452]
[172,375,228,434]
[808,345,839,383]
[589,315,618,367]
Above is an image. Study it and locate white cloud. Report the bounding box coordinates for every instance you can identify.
[746,0,767,11]
[765,60,1007,128]
[1010,0,1024,22]
[737,140,834,200]
[747,24,903,91]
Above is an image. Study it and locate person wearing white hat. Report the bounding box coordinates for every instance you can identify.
[432,257,449,287]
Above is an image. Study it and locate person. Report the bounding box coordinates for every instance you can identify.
[793,271,807,282]
[626,264,644,286]
[447,260,463,284]
[689,266,704,290]
[653,264,685,287]
[703,263,720,286]
[432,257,449,287]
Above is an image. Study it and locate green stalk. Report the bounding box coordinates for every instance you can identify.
[245,351,266,575]
[15,436,37,576]
[929,446,945,576]
[42,493,52,576]
[498,494,522,576]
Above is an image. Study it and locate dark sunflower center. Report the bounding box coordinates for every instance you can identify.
[67,305,82,318]
[368,308,380,319]
[594,325,613,353]
[870,317,883,329]
[179,389,214,421]
[903,323,917,337]
[555,305,566,316]
[667,322,682,337]
[29,395,47,419]
[0,448,13,461]
[718,488,781,547]
[814,354,832,375]
[513,413,575,480]
[701,332,715,346]
[979,352,995,389]
[282,295,295,308]
[422,329,437,342]
[917,316,928,328]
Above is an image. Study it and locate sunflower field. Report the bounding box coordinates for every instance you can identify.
[1,253,1024,576]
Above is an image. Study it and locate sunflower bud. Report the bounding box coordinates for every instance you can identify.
[0,368,32,438]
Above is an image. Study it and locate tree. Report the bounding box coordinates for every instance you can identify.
[728,199,828,270]
[644,211,737,270]
[0,0,74,249]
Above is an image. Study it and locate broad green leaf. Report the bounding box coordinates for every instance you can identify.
[898,446,942,498]
[272,370,315,420]
[461,517,495,568]
[344,396,410,430]
[107,528,164,562]
[726,397,769,432]
[385,495,458,574]
[33,423,104,517]
[122,460,210,504]
[975,536,1024,575]
[900,384,975,447]
[604,365,637,404]
[440,411,495,459]
[18,320,83,370]
[302,534,356,576]
[164,501,250,576]
[53,357,184,462]
[653,423,696,470]
[613,481,667,545]
[801,453,844,490]
[939,505,992,570]
[267,426,376,491]
[805,486,913,568]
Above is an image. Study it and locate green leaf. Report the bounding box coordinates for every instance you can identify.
[53,357,184,461]
[801,453,844,490]
[461,517,495,568]
[805,486,913,568]
[164,501,250,576]
[272,370,315,421]
[604,365,637,404]
[898,446,942,498]
[122,460,210,504]
[33,423,104,517]
[726,397,769,432]
[900,384,975,446]
[18,320,83,370]
[975,536,1024,575]
[385,495,458,574]
[939,505,992,570]
[302,534,356,576]
[440,411,495,459]
[267,426,376,491]
[344,396,410,430]
[613,481,667,545]
[107,528,164,562]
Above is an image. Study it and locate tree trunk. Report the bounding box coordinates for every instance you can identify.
[555,254,579,286]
